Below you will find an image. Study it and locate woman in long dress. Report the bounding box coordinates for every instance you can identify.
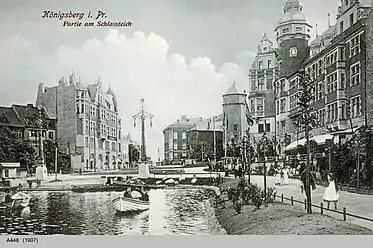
[275,168,282,185]
[323,173,339,210]
[282,167,290,185]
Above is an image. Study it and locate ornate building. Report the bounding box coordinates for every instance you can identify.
[272,0,373,154]
[248,33,278,141]
[36,72,123,172]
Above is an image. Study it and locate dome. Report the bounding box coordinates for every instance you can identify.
[278,0,306,24]
[310,36,321,47]
[320,25,336,40]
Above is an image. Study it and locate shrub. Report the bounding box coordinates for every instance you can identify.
[266,187,277,203]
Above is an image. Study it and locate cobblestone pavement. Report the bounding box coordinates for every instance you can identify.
[249,175,373,231]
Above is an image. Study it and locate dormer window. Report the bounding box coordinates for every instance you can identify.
[290,47,298,57]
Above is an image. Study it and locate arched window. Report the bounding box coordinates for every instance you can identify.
[289,47,298,57]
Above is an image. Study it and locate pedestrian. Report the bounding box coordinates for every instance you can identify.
[275,167,282,185]
[323,173,339,210]
[282,166,290,185]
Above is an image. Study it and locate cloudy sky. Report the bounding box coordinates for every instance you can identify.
[0,0,340,160]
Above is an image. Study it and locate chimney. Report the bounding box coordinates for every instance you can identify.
[182,115,187,119]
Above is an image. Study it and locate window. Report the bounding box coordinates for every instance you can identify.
[281,121,286,134]
[280,79,286,92]
[283,28,290,33]
[257,98,264,111]
[85,137,89,147]
[290,94,298,110]
[48,132,53,139]
[350,95,361,118]
[182,132,186,140]
[258,61,263,70]
[350,62,360,87]
[173,143,178,150]
[350,13,354,27]
[263,47,267,52]
[317,82,324,100]
[118,143,121,153]
[266,79,273,90]
[268,60,272,69]
[296,27,302,32]
[327,72,337,94]
[258,124,264,133]
[349,34,361,57]
[341,72,346,89]
[112,142,116,151]
[105,141,110,150]
[258,79,264,91]
[280,99,286,113]
[182,143,187,150]
[289,47,298,57]
[319,109,325,126]
[250,99,255,112]
[341,101,347,120]
[234,125,238,131]
[345,0,348,6]
[340,21,344,32]
[265,123,270,132]
[173,131,178,140]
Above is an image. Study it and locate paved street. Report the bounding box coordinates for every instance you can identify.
[249,175,373,230]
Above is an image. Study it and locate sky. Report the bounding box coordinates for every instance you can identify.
[0,0,340,161]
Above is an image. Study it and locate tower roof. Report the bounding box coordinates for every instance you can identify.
[278,0,306,25]
[225,82,239,94]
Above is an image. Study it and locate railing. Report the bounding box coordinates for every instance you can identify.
[273,192,373,223]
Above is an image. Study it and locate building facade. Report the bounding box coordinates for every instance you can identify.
[248,33,278,141]
[187,118,224,162]
[36,72,122,172]
[0,104,56,159]
[272,0,373,154]
[163,115,223,163]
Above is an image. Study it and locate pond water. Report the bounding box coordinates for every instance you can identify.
[0,187,225,235]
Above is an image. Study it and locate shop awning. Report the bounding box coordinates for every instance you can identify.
[285,134,334,151]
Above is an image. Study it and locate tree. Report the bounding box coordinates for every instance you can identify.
[0,126,36,170]
[297,70,319,214]
[43,140,71,174]
[129,143,140,165]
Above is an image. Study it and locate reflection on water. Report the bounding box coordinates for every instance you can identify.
[0,187,221,235]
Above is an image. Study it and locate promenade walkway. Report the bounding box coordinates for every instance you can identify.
[249,175,373,230]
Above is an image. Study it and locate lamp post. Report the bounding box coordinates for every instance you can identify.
[37,105,45,166]
[132,98,154,162]
[261,132,268,200]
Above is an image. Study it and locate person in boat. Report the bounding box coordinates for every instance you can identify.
[141,187,149,202]
[5,190,13,204]
[123,187,132,198]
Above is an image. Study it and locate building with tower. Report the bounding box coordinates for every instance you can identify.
[273,0,313,154]
[36,72,123,172]
[248,33,278,142]
[271,0,373,155]
[222,82,249,148]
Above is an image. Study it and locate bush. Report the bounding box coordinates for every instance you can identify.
[266,187,277,203]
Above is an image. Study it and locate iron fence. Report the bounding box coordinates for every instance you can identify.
[273,192,373,223]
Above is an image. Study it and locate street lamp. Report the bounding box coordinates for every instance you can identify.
[37,105,45,166]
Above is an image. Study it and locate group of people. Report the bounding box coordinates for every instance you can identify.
[123,186,149,202]
[274,166,291,186]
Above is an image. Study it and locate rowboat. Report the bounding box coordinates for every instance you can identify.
[112,196,149,213]
[7,192,31,209]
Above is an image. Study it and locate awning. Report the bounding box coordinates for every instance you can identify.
[285,134,334,151]
[285,139,306,151]
[0,163,20,168]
